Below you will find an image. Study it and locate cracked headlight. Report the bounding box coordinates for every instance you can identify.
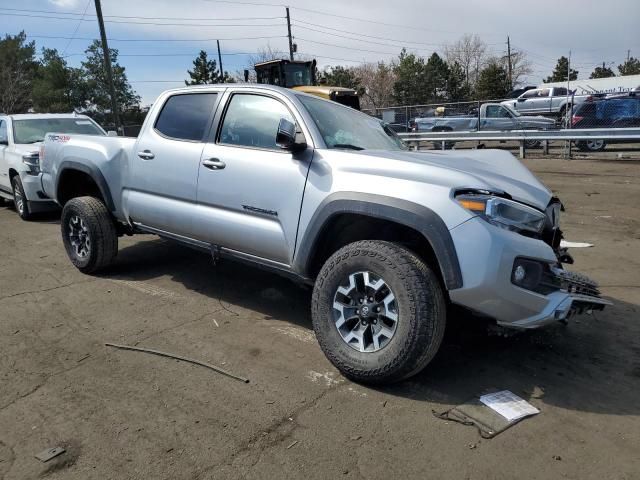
[456,193,546,234]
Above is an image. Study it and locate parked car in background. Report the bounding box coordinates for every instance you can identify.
[571,93,640,151]
[39,84,609,384]
[413,103,556,148]
[501,86,588,118]
[0,113,107,220]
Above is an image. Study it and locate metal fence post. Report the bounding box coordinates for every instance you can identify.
[519,141,526,159]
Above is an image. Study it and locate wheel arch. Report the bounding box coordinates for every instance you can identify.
[55,161,115,211]
[294,193,463,291]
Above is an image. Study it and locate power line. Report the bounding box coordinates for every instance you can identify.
[23,34,287,42]
[293,20,450,47]
[293,24,444,51]
[61,0,91,56]
[295,37,401,56]
[0,7,283,21]
[64,51,261,58]
[0,12,284,27]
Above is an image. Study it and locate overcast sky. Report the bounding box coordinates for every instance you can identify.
[2,0,639,104]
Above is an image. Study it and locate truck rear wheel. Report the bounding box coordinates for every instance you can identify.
[61,196,118,274]
[311,240,446,384]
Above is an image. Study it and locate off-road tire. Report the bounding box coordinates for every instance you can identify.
[11,176,32,221]
[61,196,118,274]
[312,240,446,384]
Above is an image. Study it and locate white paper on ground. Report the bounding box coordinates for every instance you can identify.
[560,240,594,248]
[479,390,540,422]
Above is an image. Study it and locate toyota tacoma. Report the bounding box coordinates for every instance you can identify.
[39,85,610,383]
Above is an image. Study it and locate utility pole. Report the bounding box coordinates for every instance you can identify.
[94,0,120,134]
[217,40,224,83]
[286,7,294,61]
[506,36,513,90]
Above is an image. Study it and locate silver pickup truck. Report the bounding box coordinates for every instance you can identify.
[414,103,555,148]
[501,86,588,117]
[39,84,609,384]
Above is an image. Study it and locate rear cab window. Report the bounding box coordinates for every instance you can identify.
[154,93,218,141]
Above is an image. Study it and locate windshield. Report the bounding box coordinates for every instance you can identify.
[298,94,407,151]
[284,64,312,87]
[12,118,104,144]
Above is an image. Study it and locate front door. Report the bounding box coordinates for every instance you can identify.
[195,91,313,265]
[126,92,220,237]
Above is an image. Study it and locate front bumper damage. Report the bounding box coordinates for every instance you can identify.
[503,267,611,329]
[448,216,610,329]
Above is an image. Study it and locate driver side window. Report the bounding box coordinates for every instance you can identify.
[218,94,295,150]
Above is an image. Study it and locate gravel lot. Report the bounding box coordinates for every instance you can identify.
[1,156,638,480]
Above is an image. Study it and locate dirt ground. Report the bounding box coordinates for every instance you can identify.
[1,156,638,480]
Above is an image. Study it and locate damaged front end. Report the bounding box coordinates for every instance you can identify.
[506,197,611,328]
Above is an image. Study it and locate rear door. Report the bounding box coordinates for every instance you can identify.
[126,91,221,237]
[194,89,314,265]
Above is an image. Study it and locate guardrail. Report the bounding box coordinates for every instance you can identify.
[397,128,640,158]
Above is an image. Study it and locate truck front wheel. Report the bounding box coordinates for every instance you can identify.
[12,176,32,221]
[61,196,118,273]
[311,240,446,384]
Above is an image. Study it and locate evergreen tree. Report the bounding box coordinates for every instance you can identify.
[546,56,578,82]
[185,50,224,85]
[618,57,640,76]
[590,63,615,79]
[392,49,426,105]
[32,48,77,112]
[423,53,449,102]
[475,60,510,100]
[446,61,470,101]
[80,40,140,115]
[0,32,37,113]
[319,66,361,90]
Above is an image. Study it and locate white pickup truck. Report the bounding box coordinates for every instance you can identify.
[0,113,107,220]
[501,86,588,118]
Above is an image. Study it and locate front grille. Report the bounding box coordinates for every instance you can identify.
[549,267,602,297]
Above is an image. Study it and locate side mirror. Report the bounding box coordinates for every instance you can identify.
[276,118,306,152]
[107,130,118,137]
[517,98,526,102]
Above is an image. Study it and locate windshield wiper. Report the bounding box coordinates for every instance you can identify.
[332,143,364,151]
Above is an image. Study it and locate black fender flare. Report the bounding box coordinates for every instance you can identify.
[56,160,115,212]
[293,192,463,290]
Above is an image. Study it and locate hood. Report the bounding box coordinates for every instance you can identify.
[359,149,552,210]
[13,142,42,156]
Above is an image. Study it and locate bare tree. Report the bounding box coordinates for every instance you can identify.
[238,45,288,82]
[507,50,533,87]
[352,62,397,112]
[444,34,488,89]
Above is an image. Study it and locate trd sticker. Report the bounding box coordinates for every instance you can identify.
[47,134,71,142]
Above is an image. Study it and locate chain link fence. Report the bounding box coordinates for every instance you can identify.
[365,92,640,156]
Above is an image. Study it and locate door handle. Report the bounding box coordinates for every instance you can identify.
[202,158,226,170]
[137,150,155,160]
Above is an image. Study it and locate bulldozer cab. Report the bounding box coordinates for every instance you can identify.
[253,59,360,110]
[254,59,316,88]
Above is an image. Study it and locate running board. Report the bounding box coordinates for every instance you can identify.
[131,221,312,285]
